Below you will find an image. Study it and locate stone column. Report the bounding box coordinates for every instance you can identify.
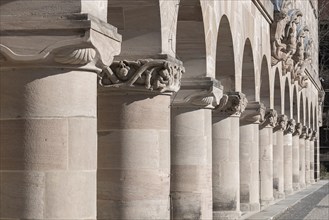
[292,123,302,191]
[97,58,184,219]
[0,13,121,220]
[212,92,247,219]
[170,78,222,220]
[273,115,288,199]
[259,109,277,208]
[283,119,295,195]
[310,130,317,184]
[299,126,307,189]
[305,128,312,186]
[315,131,320,181]
[239,102,265,212]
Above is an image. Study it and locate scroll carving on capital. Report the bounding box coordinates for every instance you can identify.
[285,119,296,134]
[213,92,248,117]
[260,109,278,129]
[99,59,185,94]
[271,0,312,90]
[274,114,288,132]
[54,48,97,65]
[294,122,303,136]
[240,101,266,124]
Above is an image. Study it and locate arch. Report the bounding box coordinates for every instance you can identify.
[241,38,256,101]
[293,85,298,122]
[305,98,309,127]
[300,92,305,125]
[176,0,206,78]
[284,78,291,117]
[107,0,161,58]
[310,102,314,130]
[216,15,235,92]
[260,56,270,108]
[274,68,281,113]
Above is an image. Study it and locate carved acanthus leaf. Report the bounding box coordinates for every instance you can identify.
[294,123,303,136]
[214,92,248,116]
[310,130,317,141]
[261,109,278,128]
[300,126,308,138]
[274,114,288,131]
[240,102,266,124]
[99,59,185,94]
[285,119,296,134]
[306,128,313,140]
[54,48,96,65]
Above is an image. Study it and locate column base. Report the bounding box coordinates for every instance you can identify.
[274,191,285,200]
[293,183,300,191]
[240,203,260,212]
[299,183,306,189]
[285,188,294,196]
[260,198,274,209]
[213,211,241,220]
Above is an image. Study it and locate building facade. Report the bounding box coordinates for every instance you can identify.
[0,0,323,219]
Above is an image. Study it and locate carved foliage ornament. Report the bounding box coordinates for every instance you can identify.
[271,0,312,89]
[274,114,288,131]
[261,109,278,128]
[300,126,308,138]
[240,102,266,124]
[311,130,317,141]
[184,86,222,109]
[285,119,296,134]
[294,123,303,136]
[99,59,185,93]
[215,92,248,116]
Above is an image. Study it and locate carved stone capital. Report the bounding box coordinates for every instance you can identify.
[293,123,303,136]
[310,130,317,141]
[260,109,278,129]
[306,128,313,140]
[213,92,248,117]
[285,119,296,134]
[240,102,266,124]
[300,126,308,139]
[0,14,121,71]
[274,114,288,132]
[99,56,184,95]
[171,77,223,109]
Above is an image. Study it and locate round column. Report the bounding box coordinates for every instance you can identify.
[239,102,265,212]
[170,78,221,220]
[273,115,288,199]
[310,130,316,184]
[305,128,311,186]
[97,58,184,219]
[299,126,307,189]
[292,123,302,191]
[0,67,98,219]
[283,119,295,195]
[259,109,277,208]
[212,92,247,219]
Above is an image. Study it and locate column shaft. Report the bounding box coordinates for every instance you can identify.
[0,68,97,219]
[305,139,311,185]
[259,126,274,207]
[310,139,315,183]
[284,133,293,195]
[299,137,306,188]
[171,108,212,220]
[292,134,300,191]
[97,93,171,219]
[213,116,240,219]
[240,123,260,212]
[273,130,285,199]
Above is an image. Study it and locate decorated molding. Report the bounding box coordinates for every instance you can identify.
[260,109,278,129]
[294,122,303,136]
[171,77,223,109]
[240,101,266,124]
[285,119,296,134]
[274,114,288,132]
[99,57,184,94]
[0,14,121,70]
[300,126,308,139]
[213,92,248,117]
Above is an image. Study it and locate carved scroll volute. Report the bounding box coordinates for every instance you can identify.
[214,92,248,117]
[240,102,266,124]
[54,48,97,65]
[274,114,288,132]
[294,123,303,136]
[285,118,296,134]
[184,86,223,109]
[300,126,308,138]
[99,59,185,94]
[260,109,278,129]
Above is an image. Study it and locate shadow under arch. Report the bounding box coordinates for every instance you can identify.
[216,15,235,92]
[260,55,270,108]
[300,92,305,125]
[274,68,282,114]
[176,0,206,78]
[293,85,298,122]
[241,38,256,101]
[306,97,309,127]
[284,77,291,118]
[107,0,161,59]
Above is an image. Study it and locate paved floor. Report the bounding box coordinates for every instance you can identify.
[245,180,329,220]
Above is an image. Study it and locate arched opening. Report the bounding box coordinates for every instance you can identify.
[241,39,256,101]
[293,86,298,122]
[306,98,309,127]
[107,0,161,58]
[216,15,235,92]
[260,56,270,108]
[310,103,314,130]
[284,78,291,117]
[274,68,282,113]
[300,92,305,125]
[176,0,206,77]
